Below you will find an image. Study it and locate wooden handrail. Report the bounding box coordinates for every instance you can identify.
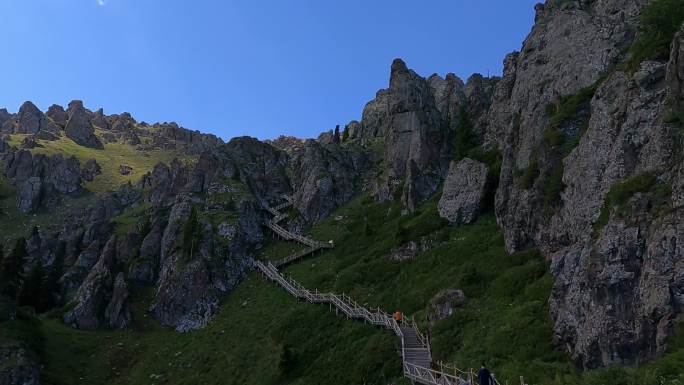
[253,260,463,385]
[254,195,519,385]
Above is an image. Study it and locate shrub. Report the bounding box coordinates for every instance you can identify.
[593,172,671,233]
[516,158,539,190]
[548,84,597,130]
[453,107,478,161]
[626,0,684,71]
[182,206,202,260]
[543,165,565,214]
[606,173,658,206]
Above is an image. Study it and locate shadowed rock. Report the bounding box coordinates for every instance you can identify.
[438,158,488,225]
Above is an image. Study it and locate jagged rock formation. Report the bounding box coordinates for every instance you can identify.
[438,158,488,224]
[479,0,683,369]
[356,59,496,211]
[290,140,365,222]
[64,101,103,149]
[0,100,223,155]
[1,0,683,375]
[2,149,83,212]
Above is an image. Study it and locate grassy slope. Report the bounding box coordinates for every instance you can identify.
[2,192,683,384]
[0,134,191,245]
[0,174,97,245]
[5,134,189,194]
[2,275,401,385]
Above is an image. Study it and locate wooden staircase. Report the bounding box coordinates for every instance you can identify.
[253,260,465,385]
[256,194,510,385]
[263,195,333,267]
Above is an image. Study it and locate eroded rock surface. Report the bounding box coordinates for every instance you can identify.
[438,158,488,225]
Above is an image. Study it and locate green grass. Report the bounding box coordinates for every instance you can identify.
[545,84,597,133]
[539,83,599,215]
[3,190,684,384]
[111,203,153,235]
[275,196,566,383]
[625,0,684,72]
[0,132,190,244]
[3,274,403,385]
[0,174,97,246]
[516,158,540,190]
[593,172,671,234]
[7,134,191,194]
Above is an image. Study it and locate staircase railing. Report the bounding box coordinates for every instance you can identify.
[253,260,465,385]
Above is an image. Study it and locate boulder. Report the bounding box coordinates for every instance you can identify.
[43,155,82,195]
[438,158,488,224]
[119,164,133,175]
[427,289,466,326]
[343,120,361,141]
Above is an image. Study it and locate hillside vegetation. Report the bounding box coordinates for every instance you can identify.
[1,191,684,384]
[4,134,191,193]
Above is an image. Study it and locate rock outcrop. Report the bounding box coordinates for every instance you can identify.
[427,289,466,327]
[483,0,681,369]
[63,237,132,329]
[3,149,83,212]
[64,101,103,149]
[290,140,364,222]
[357,59,496,211]
[0,344,41,385]
[104,272,132,330]
[81,159,101,182]
[438,158,488,225]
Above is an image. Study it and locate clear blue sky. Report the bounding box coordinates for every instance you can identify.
[0,1,539,140]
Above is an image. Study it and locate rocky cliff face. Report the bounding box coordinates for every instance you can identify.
[1,149,83,212]
[1,0,683,375]
[356,59,496,211]
[1,100,223,154]
[484,0,683,369]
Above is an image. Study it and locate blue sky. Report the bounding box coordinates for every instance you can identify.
[0,1,539,140]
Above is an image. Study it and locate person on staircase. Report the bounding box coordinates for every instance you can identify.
[477,363,494,385]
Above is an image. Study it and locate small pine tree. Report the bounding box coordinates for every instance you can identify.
[0,238,27,298]
[18,263,44,309]
[453,106,478,161]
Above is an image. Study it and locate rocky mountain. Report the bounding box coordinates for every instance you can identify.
[2,0,684,383]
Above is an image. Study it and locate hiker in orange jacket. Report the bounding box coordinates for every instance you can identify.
[393,311,402,322]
